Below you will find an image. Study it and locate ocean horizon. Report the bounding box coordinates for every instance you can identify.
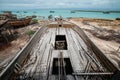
[0,9,120,20]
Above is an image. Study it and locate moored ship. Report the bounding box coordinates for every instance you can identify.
[50,11,55,13]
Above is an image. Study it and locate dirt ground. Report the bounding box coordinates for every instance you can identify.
[69,18,120,69]
[0,23,40,71]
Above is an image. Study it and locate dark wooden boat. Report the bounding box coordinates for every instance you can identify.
[50,11,55,13]
[103,11,110,14]
[71,11,75,13]
[7,17,32,27]
[23,11,27,13]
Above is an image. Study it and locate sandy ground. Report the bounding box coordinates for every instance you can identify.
[0,23,41,71]
[68,18,120,69]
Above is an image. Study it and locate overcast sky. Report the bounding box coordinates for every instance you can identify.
[0,0,120,10]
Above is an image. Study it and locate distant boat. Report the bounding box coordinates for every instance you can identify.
[70,11,75,13]
[32,15,37,18]
[116,18,120,20]
[50,11,55,13]
[103,11,110,14]
[23,11,27,13]
[33,11,37,13]
[16,11,20,13]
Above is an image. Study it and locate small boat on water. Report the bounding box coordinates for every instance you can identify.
[50,11,55,13]
[16,11,20,13]
[33,11,37,13]
[103,11,110,14]
[70,11,75,13]
[23,11,27,13]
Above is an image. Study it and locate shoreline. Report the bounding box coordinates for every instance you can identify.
[67,17,116,21]
[0,9,120,20]
[71,10,120,13]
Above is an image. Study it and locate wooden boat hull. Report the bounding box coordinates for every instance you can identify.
[7,18,32,27]
[0,21,119,80]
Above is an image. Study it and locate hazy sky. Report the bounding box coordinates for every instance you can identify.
[0,0,120,10]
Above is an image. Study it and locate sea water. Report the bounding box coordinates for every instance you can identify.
[0,9,120,20]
